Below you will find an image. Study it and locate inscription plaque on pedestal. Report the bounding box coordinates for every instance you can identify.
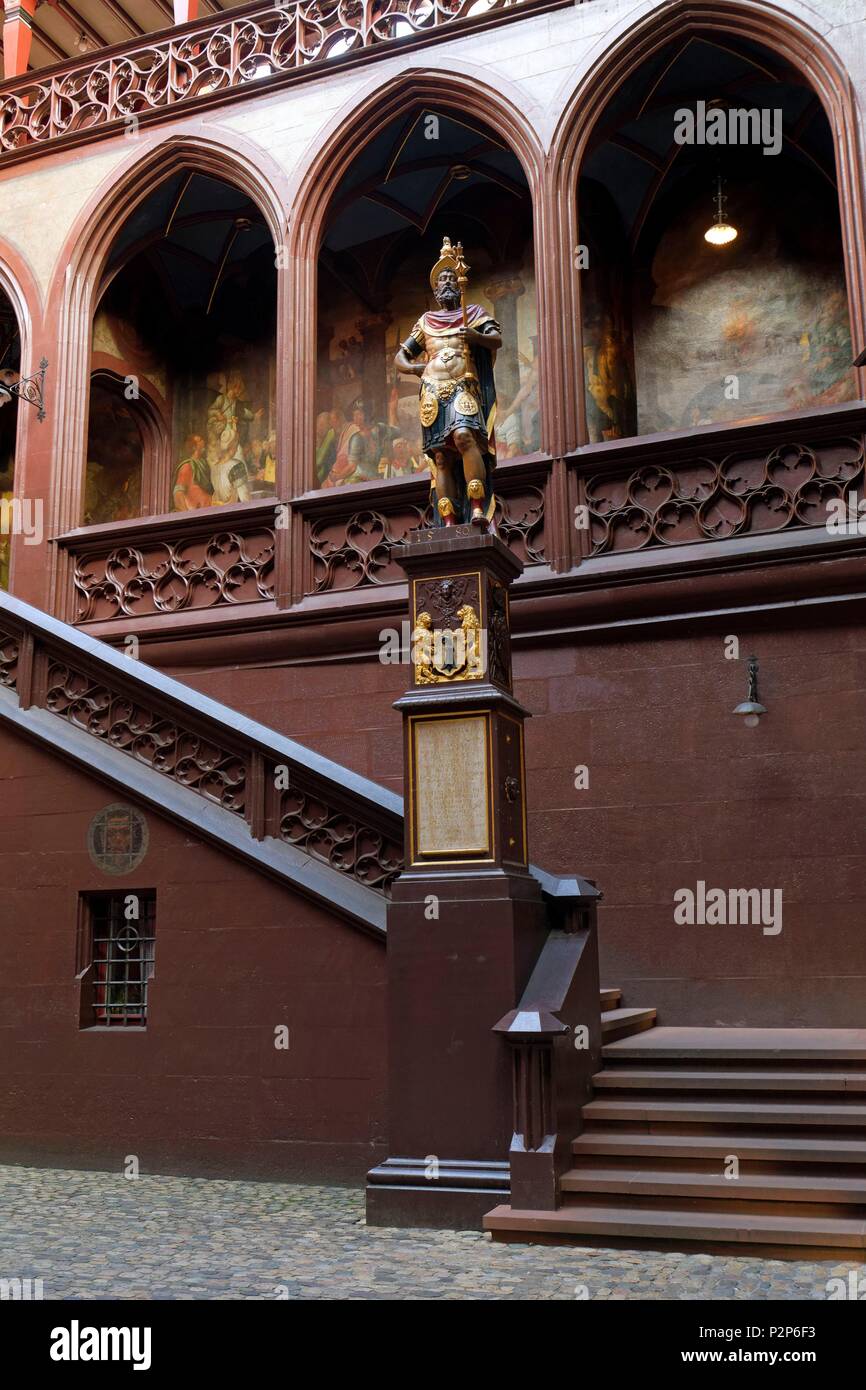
[410,712,491,859]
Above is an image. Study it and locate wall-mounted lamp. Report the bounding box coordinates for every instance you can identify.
[0,359,48,422]
[733,655,767,728]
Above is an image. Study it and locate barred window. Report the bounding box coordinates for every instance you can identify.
[80,892,156,1028]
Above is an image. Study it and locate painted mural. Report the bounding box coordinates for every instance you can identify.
[315,249,538,487]
[633,180,855,434]
[582,280,637,443]
[89,312,276,517]
[580,183,638,443]
[83,383,143,526]
[88,215,277,522]
[171,351,276,510]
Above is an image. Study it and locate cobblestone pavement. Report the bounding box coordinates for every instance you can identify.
[0,1165,860,1300]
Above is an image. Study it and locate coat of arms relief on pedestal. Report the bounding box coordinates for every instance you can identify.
[411,574,486,685]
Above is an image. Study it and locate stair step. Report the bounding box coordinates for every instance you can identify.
[561,1163,866,1205]
[583,1097,866,1127]
[573,1128,866,1165]
[484,1200,866,1248]
[594,1068,866,1092]
[599,988,622,1009]
[601,1007,656,1041]
[603,1026,866,1061]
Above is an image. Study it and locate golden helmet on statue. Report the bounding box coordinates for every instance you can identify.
[429,236,466,291]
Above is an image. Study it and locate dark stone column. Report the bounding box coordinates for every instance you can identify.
[366,531,548,1228]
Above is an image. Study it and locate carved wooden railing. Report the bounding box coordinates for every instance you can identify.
[493,878,602,1211]
[55,462,548,622]
[0,0,559,163]
[295,455,549,597]
[572,403,866,559]
[54,408,866,625]
[56,502,277,624]
[0,586,403,897]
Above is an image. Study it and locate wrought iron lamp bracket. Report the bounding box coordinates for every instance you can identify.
[0,357,48,422]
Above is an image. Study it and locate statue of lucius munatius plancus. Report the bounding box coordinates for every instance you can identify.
[395,237,502,530]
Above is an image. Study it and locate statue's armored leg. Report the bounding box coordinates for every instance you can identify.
[453,427,489,529]
[434,452,458,526]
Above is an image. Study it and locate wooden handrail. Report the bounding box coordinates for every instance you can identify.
[494,892,602,1211]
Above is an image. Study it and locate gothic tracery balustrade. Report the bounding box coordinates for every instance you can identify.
[45,656,249,813]
[306,470,547,593]
[309,502,428,592]
[0,628,20,690]
[67,525,276,623]
[0,0,545,160]
[278,788,403,891]
[582,432,866,556]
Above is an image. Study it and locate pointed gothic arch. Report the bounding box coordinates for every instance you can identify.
[283,68,548,510]
[44,129,291,613]
[547,0,866,449]
[0,245,40,594]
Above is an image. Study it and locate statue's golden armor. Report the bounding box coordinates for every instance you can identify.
[395,237,501,531]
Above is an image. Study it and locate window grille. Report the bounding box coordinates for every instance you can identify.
[82,892,156,1027]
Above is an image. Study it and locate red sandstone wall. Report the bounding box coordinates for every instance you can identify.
[180,611,866,1029]
[0,727,387,1180]
[519,616,866,1030]
[178,657,407,799]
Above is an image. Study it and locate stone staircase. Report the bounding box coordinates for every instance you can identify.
[485,988,866,1257]
[599,985,656,1043]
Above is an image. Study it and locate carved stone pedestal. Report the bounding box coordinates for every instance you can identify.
[366,530,549,1228]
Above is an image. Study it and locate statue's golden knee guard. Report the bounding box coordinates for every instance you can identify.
[467,477,487,526]
[437,496,457,526]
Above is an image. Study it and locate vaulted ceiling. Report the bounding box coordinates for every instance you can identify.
[324,108,527,255]
[581,35,837,252]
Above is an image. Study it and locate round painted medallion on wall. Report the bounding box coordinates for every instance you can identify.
[87,804,149,876]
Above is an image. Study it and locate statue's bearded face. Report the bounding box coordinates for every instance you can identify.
[435,270,461,310]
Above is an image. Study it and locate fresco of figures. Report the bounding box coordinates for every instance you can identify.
[315,397,428,487]
[173,361,277,511]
